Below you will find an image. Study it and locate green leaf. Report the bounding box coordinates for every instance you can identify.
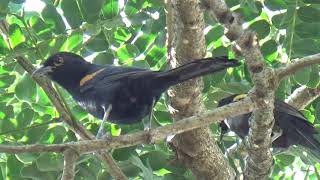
[145,45,166,67]
[28,15,52,40]
[6,155,24,178]
[41,4,66,34]
[16,153,39,164]
[261,40,278,62]
[10,0,25,4]
[93,52,114,65]
[272,12,292,29]
[0,73,15,88]
[113,146,138,161]
[264,0,287,10]
[129,155,153,179]
[85,32,109,52]
[293,67,311,85]
[61,0,83,28]
[295,23,320,39]
[306,65,320,88]
[0,0,9,16]
[21,163,56,180]
[113,27,132,44]
[205,25,224,46]
[303,0,320,3]
[9,24,25,49]
[36,153,64,172]
[116,44,140,63]
[0,34,9,55]
[140,150,168,171]
[60,31,83,51]
[16,108,34,128]
[102,0,119,19]
[291,39,320,58]
[249,20,270,39]
[79,0,104,23]
[134,34,156,52]
[72,105,88,120]
[15,73,36,102]
[315,102,320,122]
[276,154,295,166]
[297,6,320,23]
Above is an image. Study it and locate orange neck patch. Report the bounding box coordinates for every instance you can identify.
[80,68,105,86]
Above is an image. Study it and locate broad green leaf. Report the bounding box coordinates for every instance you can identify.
[16,108,34,128]
[315,102,320,122]
[15,73,36,102]
[16,153,39,164]
[0,0,9,17]
[40,125,66,144]
[0,34,9,55]
[72,105,88,120]
[102,0,120,19]
[205,25,224,46]
[272,13,291,29]
[261,40,278,62]
[113,27,132,44]
[21,163,56,180]
[235,1,262,21]
[85,32,109,52]
[0,73,15,88]
[297,6,320,23]
[6,155,24,178]
[275,154,295,166]
[116,44,140,62]
[113,146,138,161]
[293,67,312,85]
[264,0,287,10]
[249,20,270,39]
[306,65,320,88]
[295,23,320,39]
[28,15,52,40]
[93,52,114,65]
[79,0,104,23]
[60,31,83,51]
[145,45,166,67]
[140,150,169,171]
[303,0,320,3]
[129,155,153,179]
[61,0,83,28]
[153,110,172,125]
[25,122,49,144]
[36,153,64,172]
[41,4,66,34]
[134,34,156,52]
[9,24,25,49]
[291,39,320,58]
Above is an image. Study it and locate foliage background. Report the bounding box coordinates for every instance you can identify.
[0,0,319,179]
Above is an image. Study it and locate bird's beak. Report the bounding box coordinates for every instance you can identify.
[31,65,53,78]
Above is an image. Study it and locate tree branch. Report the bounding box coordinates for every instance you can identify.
[0,97,255,154]
[276,53,320,79]
[285,86,320,110]
[62,149,79,180]
[168,0,236,179]
[204,1,277,178]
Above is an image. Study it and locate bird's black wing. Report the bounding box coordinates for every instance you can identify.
[275,100,307,121]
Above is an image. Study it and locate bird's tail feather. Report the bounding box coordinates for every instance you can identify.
[155,57,240,88]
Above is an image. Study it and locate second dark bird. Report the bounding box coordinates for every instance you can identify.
[219,94,320,159]
[33,52,240,125]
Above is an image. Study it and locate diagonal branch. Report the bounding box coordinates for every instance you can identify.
[0,97,256,154]
[285,86,320,110]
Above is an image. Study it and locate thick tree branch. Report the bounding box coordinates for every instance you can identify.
[204,1,276,178]
[277,53,320,79]
[168,0,236,179]
[62,149,79,180]
[285,86,320,110]
[0,97,255,154]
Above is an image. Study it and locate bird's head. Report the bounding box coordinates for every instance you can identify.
[32,52,94,89]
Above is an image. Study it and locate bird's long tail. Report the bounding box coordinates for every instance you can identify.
[155,56,240,88]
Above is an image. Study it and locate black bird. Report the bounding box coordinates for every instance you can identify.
[218,94,320,158]
[33,52,240,125]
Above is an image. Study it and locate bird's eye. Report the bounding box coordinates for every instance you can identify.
[53,57,64,66]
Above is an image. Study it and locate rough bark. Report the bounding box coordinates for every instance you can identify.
[168,0,235,179]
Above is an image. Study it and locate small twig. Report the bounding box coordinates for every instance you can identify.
[62,148,79,180]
